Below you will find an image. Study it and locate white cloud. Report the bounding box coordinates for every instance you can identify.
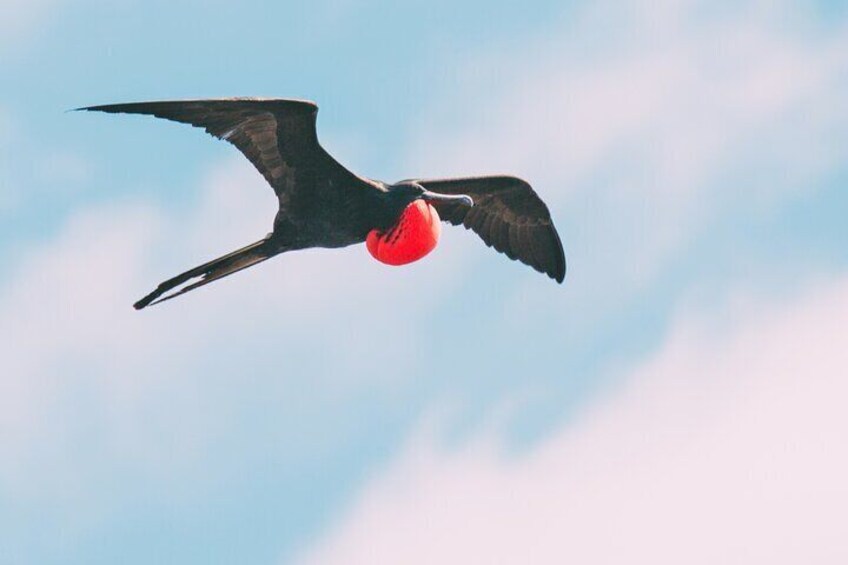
[299,275,848,565]
[0,158,465,501]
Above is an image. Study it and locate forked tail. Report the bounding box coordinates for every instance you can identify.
[134,238,277,310]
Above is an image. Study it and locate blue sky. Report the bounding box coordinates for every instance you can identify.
[2,1,847,563]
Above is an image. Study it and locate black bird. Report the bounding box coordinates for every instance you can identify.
[79,98,566,309]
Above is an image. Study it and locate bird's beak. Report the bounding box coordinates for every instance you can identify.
[421,191,474,207]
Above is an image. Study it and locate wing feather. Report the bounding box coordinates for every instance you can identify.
[416,176,565,282]
[78,98,361,203]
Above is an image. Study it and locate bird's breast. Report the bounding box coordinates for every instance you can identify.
[366,200,441,266]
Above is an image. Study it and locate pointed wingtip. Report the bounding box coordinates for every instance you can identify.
[72,104,109,113]
[556,259,566,284]
[548,268,565,284]
[70,105,111,114]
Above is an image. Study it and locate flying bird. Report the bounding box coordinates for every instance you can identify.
[79,98,566,309]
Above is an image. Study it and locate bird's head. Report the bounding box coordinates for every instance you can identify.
[367,181,473,266]
[389,181,474,210]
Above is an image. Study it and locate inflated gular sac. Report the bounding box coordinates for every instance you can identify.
[366,200,441,266]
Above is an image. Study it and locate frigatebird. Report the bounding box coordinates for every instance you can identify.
[80,98,566,309]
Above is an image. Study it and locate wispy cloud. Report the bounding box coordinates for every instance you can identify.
[0,0,58,54]
[300,274,848,564]
[407,0,848,287]
[0,157,464,502]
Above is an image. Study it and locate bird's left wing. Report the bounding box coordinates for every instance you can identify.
[78,98,358,199]
[416,176,566,283]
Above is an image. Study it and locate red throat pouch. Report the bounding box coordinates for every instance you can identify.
[366,200,441,266]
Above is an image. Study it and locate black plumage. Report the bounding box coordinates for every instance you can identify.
[79,98,566,309]
[413,176,565,284]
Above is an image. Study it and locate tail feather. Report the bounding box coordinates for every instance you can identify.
[134,238,276,310]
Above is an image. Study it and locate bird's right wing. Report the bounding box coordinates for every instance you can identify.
[416,176,566,283]
[78,98,362,201]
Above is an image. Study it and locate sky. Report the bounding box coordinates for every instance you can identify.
[1,0,846,563]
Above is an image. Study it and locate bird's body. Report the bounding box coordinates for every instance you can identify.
[80,98,565,309]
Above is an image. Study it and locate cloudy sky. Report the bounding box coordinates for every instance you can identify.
[1,0,846,563]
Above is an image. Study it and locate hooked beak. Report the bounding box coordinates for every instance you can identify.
[420,190,474,207]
